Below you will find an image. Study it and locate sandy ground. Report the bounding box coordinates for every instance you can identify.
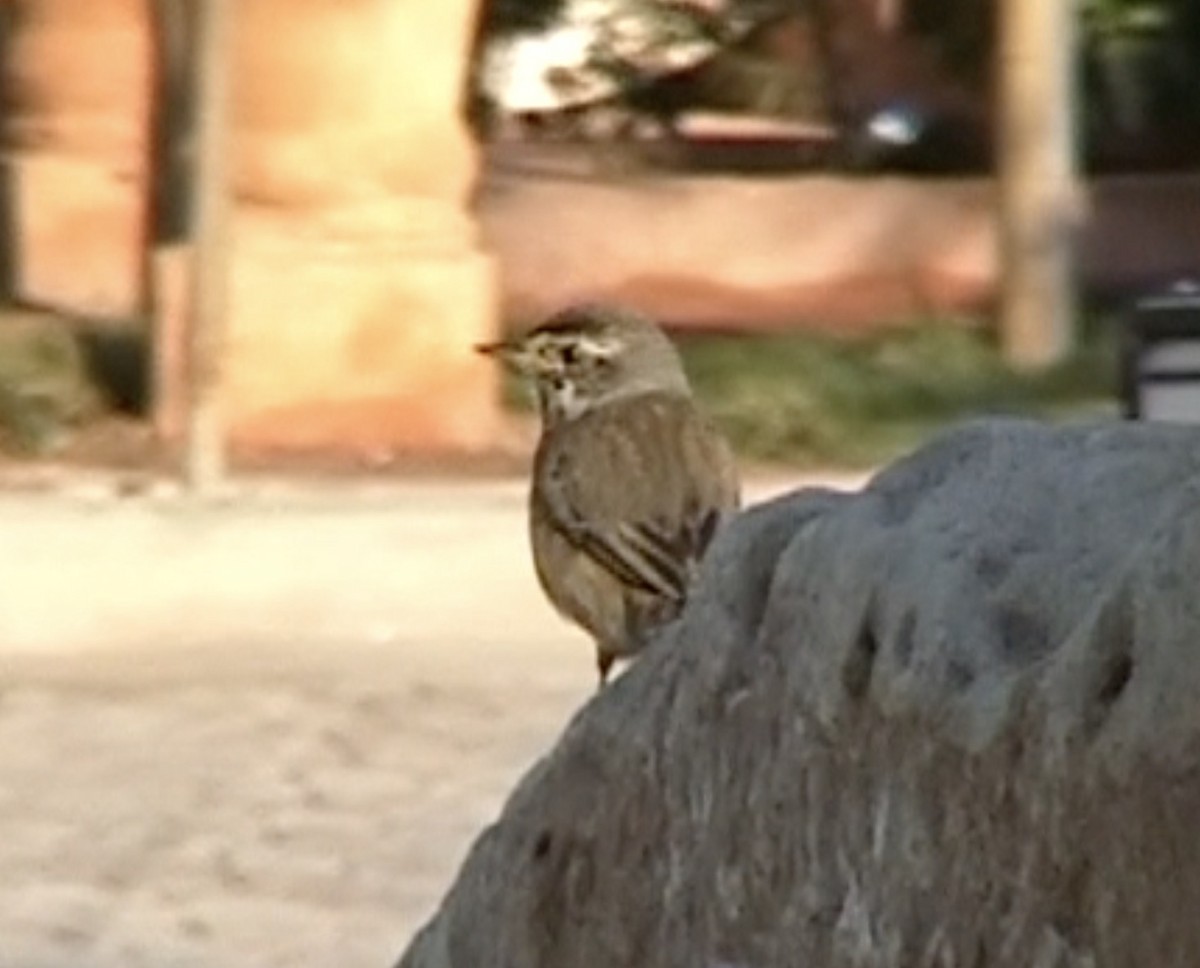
[0,470,865,968]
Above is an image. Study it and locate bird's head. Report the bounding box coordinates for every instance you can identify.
[475,304,690,423]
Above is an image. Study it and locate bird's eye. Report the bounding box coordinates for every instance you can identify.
[560,345,579,366]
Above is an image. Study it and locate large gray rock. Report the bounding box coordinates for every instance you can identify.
[398,419,1200,968]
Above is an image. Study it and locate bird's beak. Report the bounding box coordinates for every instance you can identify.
[474,339,534,373]
[473,340,508,357]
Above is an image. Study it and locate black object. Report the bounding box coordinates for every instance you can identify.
[1121,278,1200,422]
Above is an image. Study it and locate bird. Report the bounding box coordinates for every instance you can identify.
[475,303,740,685]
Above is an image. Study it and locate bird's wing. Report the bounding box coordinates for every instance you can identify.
[533,392,740,604]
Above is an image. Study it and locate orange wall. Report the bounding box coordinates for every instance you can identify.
[480,170,1200,331]
[2,0,502,455]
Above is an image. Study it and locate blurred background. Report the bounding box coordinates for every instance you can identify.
[2,4,1199,967]
[0,0,1197,475]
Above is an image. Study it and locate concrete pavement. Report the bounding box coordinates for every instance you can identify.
[0,470,864,968]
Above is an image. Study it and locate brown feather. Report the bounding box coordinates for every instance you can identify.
[530,390,740,662]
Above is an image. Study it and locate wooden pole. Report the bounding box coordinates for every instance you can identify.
[148,0,197,443]
[996,0,1080,368]
[185,0,231,492]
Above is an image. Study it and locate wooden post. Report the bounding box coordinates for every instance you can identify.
[185,0,231,492]
[148,0,198,444]
[996,0,1080,368]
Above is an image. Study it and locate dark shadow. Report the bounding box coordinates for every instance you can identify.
[147,0,199,248]
[76,323,151,414]
[136,0,199,424]
[655,135,837,176]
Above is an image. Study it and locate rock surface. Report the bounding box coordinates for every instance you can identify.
[398,418,1200,968]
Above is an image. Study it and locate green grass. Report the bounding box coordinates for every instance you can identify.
[501,317,1121,468]
[0,308,1120,468]
[0,310,104,455]
[678,319,1119,467]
